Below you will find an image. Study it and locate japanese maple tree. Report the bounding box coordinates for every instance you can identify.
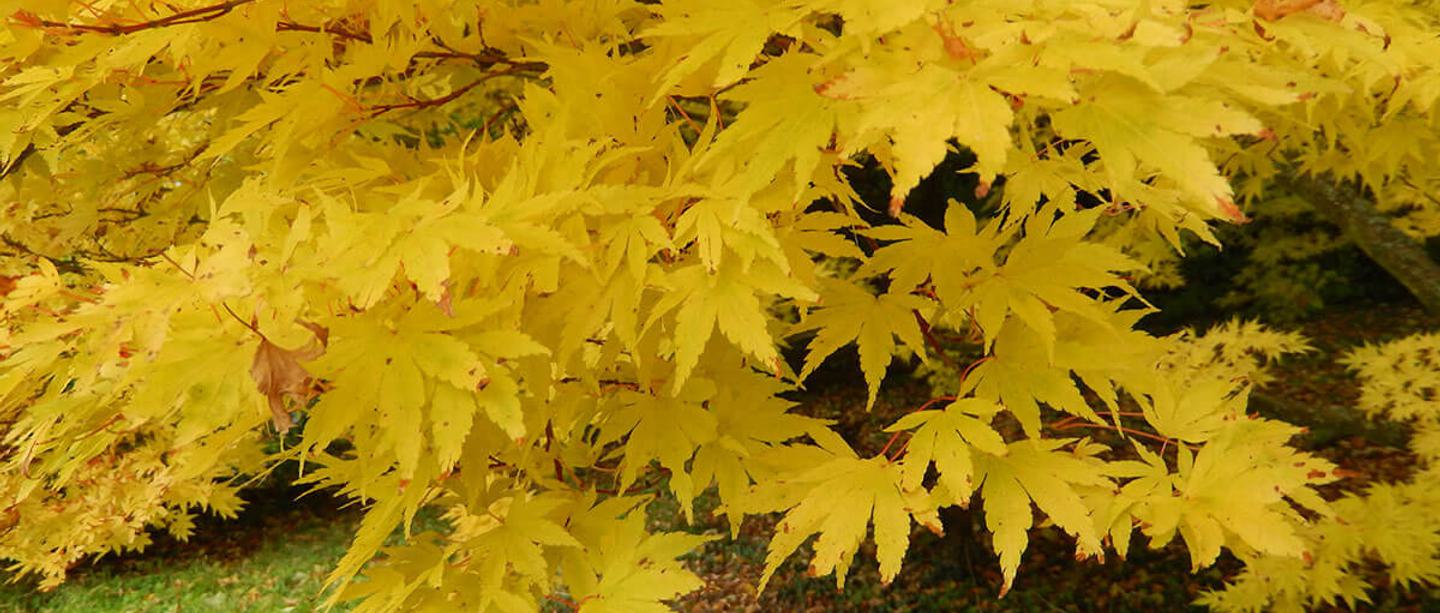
[3,1,1439,611]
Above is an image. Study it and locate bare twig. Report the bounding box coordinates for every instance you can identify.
[14,0,256,35]
[366,68,527,117]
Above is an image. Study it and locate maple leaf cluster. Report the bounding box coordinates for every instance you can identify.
[2,1,1439,611]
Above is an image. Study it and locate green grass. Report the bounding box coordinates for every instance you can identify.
[0,486,361,613]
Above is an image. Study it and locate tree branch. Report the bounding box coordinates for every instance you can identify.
[913,310,962,370]
[14,0,256,35]
[1276,169,1440,314]
[366,68,527,117]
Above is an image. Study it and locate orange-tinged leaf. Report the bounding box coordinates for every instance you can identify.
[1254,0,1342,21]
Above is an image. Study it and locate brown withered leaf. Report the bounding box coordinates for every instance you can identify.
[251,340,307,431]
[297,320,329,347]
[249,323,327,431]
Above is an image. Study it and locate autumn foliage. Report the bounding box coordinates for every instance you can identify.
[3,1,1440,611]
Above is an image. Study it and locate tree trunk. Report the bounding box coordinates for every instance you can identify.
[1278,172,1440,314]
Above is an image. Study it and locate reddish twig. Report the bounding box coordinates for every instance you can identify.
[918,395,957,411]
[14,6,544,76]
[592,477,661,496]
[888,433,916,462]
[958,355,991,387]
[543,594,578,611]
[159,253,263,337]
[274,19,370,43]
[878,431,904,458]
[479,101,518,137]
[878,395,956,459]
[119,144,205,180]
[218,302,264,338]
[276,20,544,70]
[666,96,702,135]
[913,310,962,371]
[1051,415,1082,430]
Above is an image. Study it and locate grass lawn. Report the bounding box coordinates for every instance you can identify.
[0,489,361,613]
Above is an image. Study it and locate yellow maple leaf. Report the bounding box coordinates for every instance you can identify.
[644,0,803,95]
[828,62,1015,206]
[793,278,931,409]
[1140,419,1336,570]
[652,261,815,392]
[574,512,714,613]
[1051,75,1263,220]
[964,320,1102,437]
[975,438,1112,596]
[758,453,914,591]
[885,398,1009,499]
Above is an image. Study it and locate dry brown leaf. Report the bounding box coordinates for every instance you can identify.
[249,323,328,431]
[251,340,306,431]
[297,320,329,348]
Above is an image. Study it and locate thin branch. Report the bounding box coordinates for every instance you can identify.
[878,395,955,459]
[1095,410,1147,419]
[77,414,124,439]
[366,68,525,117]
[274,19,370,43]
[1049,421,1199,450]
[157,252,194,279]
[591,479,661,496]
[413,49,546,71]
[878,431,904,458]
[887,432,916,462]
[913,310,963,371]
[160,252,263,337]
[542,594,577,612]
[958,355,990,387]
[480,101,519,137]
[0,234,88,274]
[274,19,544,70]
[666,96,702,136]
[15,0,255,35]
[218,302,263,337]
[119,144,205,180]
